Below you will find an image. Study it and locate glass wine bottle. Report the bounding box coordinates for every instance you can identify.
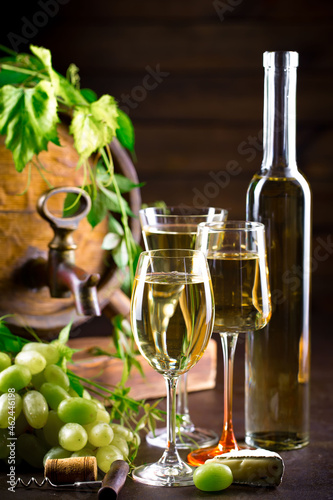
[245,51,311,450]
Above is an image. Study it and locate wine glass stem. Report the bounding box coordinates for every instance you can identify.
[220,332,239,451]
[176,373,193,430]
[158,375,183,467]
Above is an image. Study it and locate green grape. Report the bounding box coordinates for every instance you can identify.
[82,389,92,400]
[31,371,46,390]
[14,411,29,436]
[110,435,129,459]
[88,422,114,447]
[17,433,48,468]
[0,392,22,428]
[67,387,79,397]
[15,350,46,375]
[91,398,106,411]
[0,428,10,459]
[0,353,11,372]
[71,446,96,458]
[96,444,124,473]
[22,390,49,429]
[43,410,64,446]
[58,397,97,425]
[95,409,110,424]
[110,423,134,442]
[58,423,88,451]
[131,432,141,448]
[22,342,60,365]
[193,463,233,492]
[0,365,31,392]
[40,382,70,410]
[43,446,72,466]
[44,364,70,390]
[35,428,49,447]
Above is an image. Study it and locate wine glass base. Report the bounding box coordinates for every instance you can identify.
[146,427,219,450]
[187,441,254,466]
[132,461,195,487]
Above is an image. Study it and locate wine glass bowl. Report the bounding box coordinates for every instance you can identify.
[140,206,228,251]
[139,206,227,449]
[130,249,215,486]
[187,221,271,465]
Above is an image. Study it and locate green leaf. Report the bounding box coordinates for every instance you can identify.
[55,72,87,106]
[0,67,30,87]
[91,95,118,134]
[112,238,128,268]
[98,182,135,217]
[63,192,82,218]
[108,214,124,236]
[80,88,98,103]
[0,81,59,172]
[113,173,144,194]
[87,190,107,228]
[52,341,77,363]
[96,166,143,194]
[70,106,111,162]
[130,357,145,378]
[30,45,86,107]
[116,109,135,151]
[70,95,119,163]
[0,321,32,354]
[57,320,73,344]
[30,45,52,73]
[67,372,84,397]
[102,232,122,250]
[0,52,47,88]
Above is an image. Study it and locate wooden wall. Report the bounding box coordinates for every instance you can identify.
[2,0,333,314]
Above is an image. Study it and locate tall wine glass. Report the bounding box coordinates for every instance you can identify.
[187,221,271,465]
[131,249,215,486]
[139,206,227,449]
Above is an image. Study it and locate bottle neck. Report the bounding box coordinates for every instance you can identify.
[262,65,297,172]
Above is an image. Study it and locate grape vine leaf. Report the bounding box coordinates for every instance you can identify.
[67,372,85,397]
[80,88,98,103]
[97,165,144,193]
[116,109,135,152]
[102,232,122,250]
[0,81,59,172]
[70,95,119,163]
[108,214,124,235]
[97,182,135,217]
[112,238,129,268]
[30,45,86,107]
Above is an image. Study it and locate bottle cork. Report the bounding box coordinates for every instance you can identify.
[45,456,98,484]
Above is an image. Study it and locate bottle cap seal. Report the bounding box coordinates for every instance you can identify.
[263,51,299,68]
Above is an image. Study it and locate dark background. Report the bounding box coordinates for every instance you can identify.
[1,0,332,321]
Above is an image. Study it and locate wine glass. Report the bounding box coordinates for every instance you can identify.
[139,206,228,449]
[187,221,271,465]
[130,249,215,486]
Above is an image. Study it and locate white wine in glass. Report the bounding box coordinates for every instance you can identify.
[139,206,227,449]
[188,221,271,465]
[131,249,215,486]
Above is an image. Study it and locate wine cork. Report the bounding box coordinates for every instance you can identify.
[45,456,98,484]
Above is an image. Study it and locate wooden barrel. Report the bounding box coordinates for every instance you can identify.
[0,124,141,338]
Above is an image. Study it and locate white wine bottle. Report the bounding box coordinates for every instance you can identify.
[245,51,311,450]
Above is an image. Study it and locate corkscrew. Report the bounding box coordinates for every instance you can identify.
[15,476,100,490]
[15,459,129,498]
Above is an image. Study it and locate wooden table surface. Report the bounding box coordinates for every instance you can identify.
[1,313,332,500]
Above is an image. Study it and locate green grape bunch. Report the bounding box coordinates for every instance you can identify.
[0,321,164,473]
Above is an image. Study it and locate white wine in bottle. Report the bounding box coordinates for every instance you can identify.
[245,51,311,450]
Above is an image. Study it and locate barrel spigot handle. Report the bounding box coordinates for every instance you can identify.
[37,187,101,316]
